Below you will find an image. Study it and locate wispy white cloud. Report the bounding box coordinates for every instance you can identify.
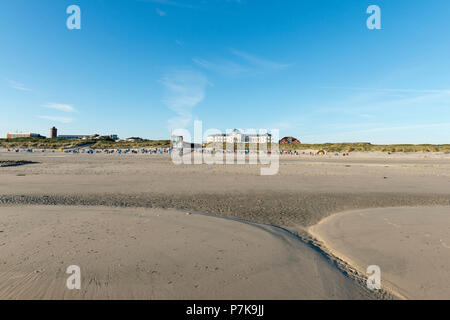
[302,122,450,140]
[298,85,450,143]
[38,115,74,124]
[315,86,450,118]
[230,49,292,71]
[137,0,195,9]
[43,103,77,113]
[193,58,249,76]
[139,0,242,9]
[160,70,210,130]
[194,49,291,77]
[272,121,294,130]
[321,86,450,94]
[357,122,450,133]
[8,80,31,92]
[156,8,167,16]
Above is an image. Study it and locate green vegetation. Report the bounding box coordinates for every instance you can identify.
[280,142,450,153]
[0,137,170,149]
[207,142,272,151]
[90,140,170,149]
[1,138,449,153]
[0,137,88,149]
[207,142,450,153]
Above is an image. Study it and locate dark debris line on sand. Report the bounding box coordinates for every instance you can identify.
[290,228,397,300]
[0,160,38,168]
[1,192,449,227]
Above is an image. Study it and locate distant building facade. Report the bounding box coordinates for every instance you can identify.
[6,133,43,139]
[207,129,272,144]
[57,135,91,140]
[279,136,301,144]
[109,135,119,141]
[124,137,144,142]
[98,134,118,141]
[57,134,118,140]
[50,127,58,139]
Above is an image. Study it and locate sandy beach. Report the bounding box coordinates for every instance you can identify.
[309,206,450,299]
[1,151,450,299]
[3,0,450,307]
[0,205,376,299]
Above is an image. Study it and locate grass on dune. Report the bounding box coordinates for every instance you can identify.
[0,137,89,149]
[207,142,450,153]
[90,140,170,149]
[1,138,449,153]
[0,138,170,149]
[284,142,450,153]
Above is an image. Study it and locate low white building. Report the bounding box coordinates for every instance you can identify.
[248,134,271,143]
[6,132,43,139]
[207,129,272,144]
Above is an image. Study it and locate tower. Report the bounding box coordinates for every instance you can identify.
[50,127,58,139]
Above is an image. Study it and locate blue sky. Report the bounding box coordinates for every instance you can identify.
[1,0,450,143]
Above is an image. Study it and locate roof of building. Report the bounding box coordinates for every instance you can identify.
[279,136,301,144]
[208,130,271,137]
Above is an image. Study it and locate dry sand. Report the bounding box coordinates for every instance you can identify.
[309,206,450,299]
[1,151,450,299]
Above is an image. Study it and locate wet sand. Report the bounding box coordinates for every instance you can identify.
[1,152,449,228]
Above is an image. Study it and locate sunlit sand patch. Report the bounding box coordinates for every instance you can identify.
[310,206,450,299]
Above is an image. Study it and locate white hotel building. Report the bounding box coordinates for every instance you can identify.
[207,129,272,144]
